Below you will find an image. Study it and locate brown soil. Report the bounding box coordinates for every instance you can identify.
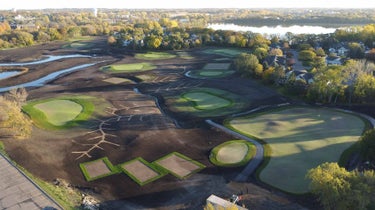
[121,160,160,183]
[154,153,202,178]
[0,37,312,209]
[84,160,112,179]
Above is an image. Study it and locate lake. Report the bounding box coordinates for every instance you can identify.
[207,23,337,37]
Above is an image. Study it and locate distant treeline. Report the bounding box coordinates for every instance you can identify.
[224,17,374,28]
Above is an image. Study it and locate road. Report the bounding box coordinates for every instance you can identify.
[0,152,62,210]
[205,120,264,182]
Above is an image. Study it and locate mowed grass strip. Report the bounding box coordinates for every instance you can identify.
[23,96,95,130]
[182,91,232,110]
[210,140,256,167]
[227,107,365,194]
[187,69,235,78]
[135,51,176,60]
[101,63,156,73]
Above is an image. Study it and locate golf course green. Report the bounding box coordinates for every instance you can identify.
[210,140,256,167]
[135,51,176,60]
[227,107,366,193]
[101,63,156,73]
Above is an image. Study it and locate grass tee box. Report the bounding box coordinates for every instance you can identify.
[227,107,366,193]
[119,157,167,186]
[210,140,256,167]
[135,52,176,60]
[100,63,156,73]
[22,96,95,130]
[80,157,118,181]
[153,152,205,179]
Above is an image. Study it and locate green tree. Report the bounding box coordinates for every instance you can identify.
[360,129,375,162]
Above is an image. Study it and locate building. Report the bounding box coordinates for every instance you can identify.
[206,194,248,210]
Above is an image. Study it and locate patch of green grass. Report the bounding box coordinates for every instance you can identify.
[226,107,366,194]
[176,51,194,59]
[101,63,156,73]
[182,91,232,110]
[203,48,246,57]
[22,96,95,130]
[209,140,256,167]
[119,157,167,186]
[0,141,4,151]
[135,51,176,60]
[79,157,120,182]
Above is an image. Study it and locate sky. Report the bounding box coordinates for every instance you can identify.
[2,0,375,10]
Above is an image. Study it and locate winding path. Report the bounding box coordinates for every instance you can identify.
[205,119,264,182]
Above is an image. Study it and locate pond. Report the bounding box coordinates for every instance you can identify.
[0,63,96,93]
[0,71,22,80]
[207,23,337,37]
[0,54,91,66]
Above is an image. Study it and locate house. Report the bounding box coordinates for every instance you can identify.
[326,56,343,65]
[337,47,349,56]
[286,70,314,84]
[206,194,248,210]
[263,55,286,68]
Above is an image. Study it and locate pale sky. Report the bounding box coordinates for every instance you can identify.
[2,0,375,10]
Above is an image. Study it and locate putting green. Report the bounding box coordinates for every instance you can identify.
[135,52,176,60]
[227,107,365,193]
[210,140,255,167]
[23,96,95,130]
[34,100,83,126]
[101,63,156,73]
[182,91,231,110]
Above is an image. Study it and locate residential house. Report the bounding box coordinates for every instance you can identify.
[263,55,286,69]
[337,46,349,56]
[206,194,247,210]
[326,56,343,65]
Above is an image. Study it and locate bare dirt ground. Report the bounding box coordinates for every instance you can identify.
[1,37,312,209]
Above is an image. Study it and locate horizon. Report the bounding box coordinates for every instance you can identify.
[2,0,375,10]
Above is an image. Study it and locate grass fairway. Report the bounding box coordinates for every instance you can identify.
[101,63,156,73]
[210,140,256,167]
[135,52,176,60]
[227,107,365,193]
[170,88,246,117]
[186,69,235,79]
[182,91,231,110]
[203,48,246,57]
[23,96,95,130]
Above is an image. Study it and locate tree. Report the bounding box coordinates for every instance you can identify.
[360,129,375,162]
[0,92,31,139]
[233,53,263,78]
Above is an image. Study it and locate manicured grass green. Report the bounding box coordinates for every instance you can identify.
[227,107,366,194]
[203,48,246,57]
[135,52,176,60]
[209,140,256,167]
[22,96,95,130]
[101,63,156,73]
[182,91,232,110]
[119,157,167,186]
[34,100,83,126]
[79,157,120,182]
[170,88,246,117]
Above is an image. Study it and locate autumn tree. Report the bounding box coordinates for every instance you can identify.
[233,53,263,78]
[0,89,31,139]
[306,162,375,210]
[360,129,375,162]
